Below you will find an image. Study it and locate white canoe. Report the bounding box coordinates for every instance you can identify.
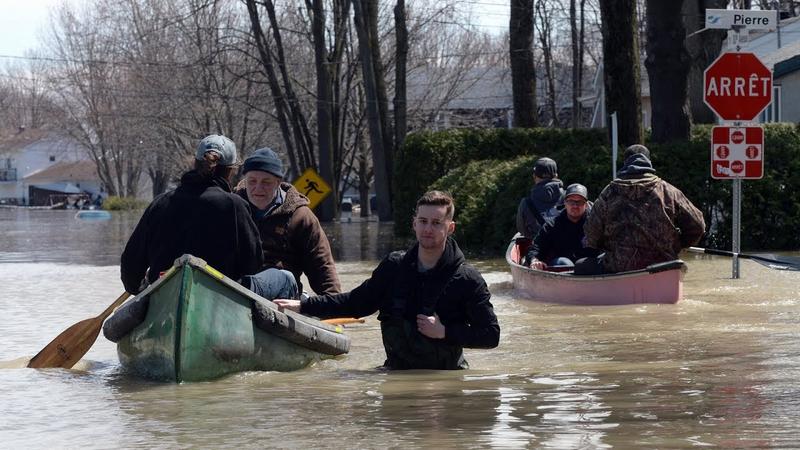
[506,236,686,305]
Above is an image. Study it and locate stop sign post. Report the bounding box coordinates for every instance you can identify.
[704,52,773,122]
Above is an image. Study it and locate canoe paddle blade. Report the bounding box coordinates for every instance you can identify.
[27,292,131,369]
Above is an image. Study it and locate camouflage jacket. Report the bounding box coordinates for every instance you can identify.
[584,174,705,273]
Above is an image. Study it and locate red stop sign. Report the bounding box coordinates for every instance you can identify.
[704,52,773,121]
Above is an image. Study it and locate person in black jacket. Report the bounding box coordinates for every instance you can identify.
[525,183,600,270]
[274,190,500,370]
[120,134,264,294]
[515,157,565,239]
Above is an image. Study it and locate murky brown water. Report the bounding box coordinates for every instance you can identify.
[1,209,799,448]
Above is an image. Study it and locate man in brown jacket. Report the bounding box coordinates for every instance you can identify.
[237,148,341,296]
[579,144,706,274]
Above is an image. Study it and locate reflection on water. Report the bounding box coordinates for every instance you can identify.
[2,209,800,447]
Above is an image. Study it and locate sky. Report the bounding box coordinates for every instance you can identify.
[0,0,510,59]
[0,0,63,58]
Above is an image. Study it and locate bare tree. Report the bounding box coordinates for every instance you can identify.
[535,0,559,127]
[599,0,643,146]
[645,0,691,143]
[353,0,392,220]
[685,0,729,124]
[510,0,537,127]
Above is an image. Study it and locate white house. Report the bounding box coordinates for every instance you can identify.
[0,129,92,205]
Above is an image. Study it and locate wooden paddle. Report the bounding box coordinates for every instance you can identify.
[689,247,800,271]
[27,292,132,369]
[321,317,365,325]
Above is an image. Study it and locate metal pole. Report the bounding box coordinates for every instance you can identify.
[732,177,741,279]
[611,112,618,179]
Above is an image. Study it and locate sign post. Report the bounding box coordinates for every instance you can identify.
[702,12,773,278]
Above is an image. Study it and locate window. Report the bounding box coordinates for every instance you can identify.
[760,85,782,123]
[49,155,55,162]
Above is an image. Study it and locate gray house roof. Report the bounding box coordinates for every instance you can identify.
[406,66,513,111]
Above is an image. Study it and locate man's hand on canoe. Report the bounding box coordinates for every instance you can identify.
[273,299,301,312]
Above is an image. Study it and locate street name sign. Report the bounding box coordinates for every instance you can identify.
[711,126,764,179]
[704,52,773,122]
[705,9,777,31]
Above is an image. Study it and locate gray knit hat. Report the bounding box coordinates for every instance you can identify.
[242,147,284,179]
[196,134,237,166]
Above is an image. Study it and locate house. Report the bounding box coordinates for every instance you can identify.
[0,129,94,205]
[736,15,800,123]
[405,66,514,130]
[22,160,104,206]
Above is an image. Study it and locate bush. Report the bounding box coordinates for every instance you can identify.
[103,196,148,211]
[396,123,800,254]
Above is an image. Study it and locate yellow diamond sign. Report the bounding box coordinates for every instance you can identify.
[292,167,331,210]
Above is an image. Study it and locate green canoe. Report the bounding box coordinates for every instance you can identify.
[104,255,350,382]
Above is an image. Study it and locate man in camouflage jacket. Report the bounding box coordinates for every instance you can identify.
[582,145,706,273]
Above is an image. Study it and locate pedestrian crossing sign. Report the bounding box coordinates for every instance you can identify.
[292,167,332,210]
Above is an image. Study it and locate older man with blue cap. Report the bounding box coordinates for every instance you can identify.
[236,147,341,297]
[121,134,264,295]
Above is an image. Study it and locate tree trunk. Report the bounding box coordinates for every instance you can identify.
[599,0,643,147]
[394,0,408,153]
[685,0,729,124]
[509,0,537,127]
[309,0,336,221]
[244,0,301,175]
[570,0,581,128]
[353,0,392,221]
[645,0,691,143]
[535,1,558,127]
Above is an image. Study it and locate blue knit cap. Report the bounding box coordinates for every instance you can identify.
[242,147,284,179]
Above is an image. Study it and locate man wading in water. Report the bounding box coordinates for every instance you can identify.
[274,190,500,370]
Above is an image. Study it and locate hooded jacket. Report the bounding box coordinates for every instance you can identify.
[584,154,706,273]
[516,178,565,239]
[238,182,340,295]
[300,237,500,369]
[121,170,263,294]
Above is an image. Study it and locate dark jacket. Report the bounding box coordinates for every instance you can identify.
[516,178,564,239]
[584,154,706,273]
[526,208,600,265]
[120,171,263,294]
[301,237,500,370]
[237,183,340,295]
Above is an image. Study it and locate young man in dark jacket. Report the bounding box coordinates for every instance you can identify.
[275,191,500,370]
[236,147,340,296]
[120,135,263,294]
[525,183,600,269]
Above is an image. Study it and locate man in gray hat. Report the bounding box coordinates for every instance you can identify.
[121,134,264,294]
[524,183,600,270]
[236,147,341,297]
[515,157,565,239]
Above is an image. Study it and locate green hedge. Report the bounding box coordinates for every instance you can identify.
[395,124,800,255]
[103,196,148,211]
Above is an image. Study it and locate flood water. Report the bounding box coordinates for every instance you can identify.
[1,209,799,448]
